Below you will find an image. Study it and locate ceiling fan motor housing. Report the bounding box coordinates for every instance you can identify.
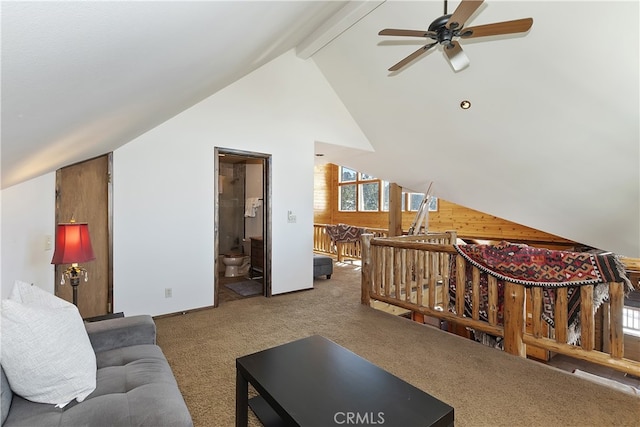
[428,14,456,46]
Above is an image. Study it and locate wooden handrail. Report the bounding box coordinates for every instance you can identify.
[361,233,640,377]
[313,223,389,261]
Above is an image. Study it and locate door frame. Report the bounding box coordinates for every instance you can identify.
[214,147,271,307]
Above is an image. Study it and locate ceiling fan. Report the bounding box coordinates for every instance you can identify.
[379,0,533,72]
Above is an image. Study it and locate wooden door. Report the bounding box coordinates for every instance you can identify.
[55,154,112,318]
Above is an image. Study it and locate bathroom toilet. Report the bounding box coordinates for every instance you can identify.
[222,240,251,277]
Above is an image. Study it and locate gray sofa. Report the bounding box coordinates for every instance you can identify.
[1,315,193,427]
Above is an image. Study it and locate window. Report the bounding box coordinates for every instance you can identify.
[338,166,387,212]
[408,193,424,211]
[359,182,379,211]
[402,192,438,212]
[360,172,375,180]
[382,181,390,211]
[339,184,356,211]
[623,306,640,337]
[336,166,438,213]
[340,167,357,183]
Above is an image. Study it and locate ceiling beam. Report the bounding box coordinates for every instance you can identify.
[296,1,385,59]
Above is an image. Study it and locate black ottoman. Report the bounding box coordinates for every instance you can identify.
[313,254,333,279]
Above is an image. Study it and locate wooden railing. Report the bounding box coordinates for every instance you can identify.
[313,223,388,261]
[361,233,640,377]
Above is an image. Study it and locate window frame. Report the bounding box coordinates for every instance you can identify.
[337,166,388,212]
[336,166,439,213]
[402,192,438,212]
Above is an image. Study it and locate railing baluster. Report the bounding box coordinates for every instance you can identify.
[384,247,391,297]
[555,288,568,343]
[503,281,525,357]
[609,282,624,359]
[471,267,480,320]
[580,286,595,351]
[417,250,424,307]
[428,252,437,309]
[394,248,402,300]
[531,287,544,338]
[455,255,466,317]
[488,276,498,325]
[405,249,413,303]
[442,253,451,311]
[374,246,382,297]
[361,234,372,305]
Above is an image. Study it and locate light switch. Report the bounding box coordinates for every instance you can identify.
[45,235,52,251]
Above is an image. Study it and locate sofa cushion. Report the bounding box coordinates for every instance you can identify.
[85,315,156,353]
[2,344,193,427]
[1,366,12,425]
[0,281,96,407]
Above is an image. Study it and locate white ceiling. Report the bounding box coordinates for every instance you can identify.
[1,0,347,187]
[2,1,639,257]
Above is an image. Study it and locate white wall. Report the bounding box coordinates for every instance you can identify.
[113,50,371,316]
[1,172,56,298]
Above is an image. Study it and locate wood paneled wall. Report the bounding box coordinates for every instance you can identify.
[314,163,576,248]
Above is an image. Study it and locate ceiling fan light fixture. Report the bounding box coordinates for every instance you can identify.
[460,100,471,109]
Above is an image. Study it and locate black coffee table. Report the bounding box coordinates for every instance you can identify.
[236,335,454,427]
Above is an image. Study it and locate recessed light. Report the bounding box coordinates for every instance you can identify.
[460,100,471,110]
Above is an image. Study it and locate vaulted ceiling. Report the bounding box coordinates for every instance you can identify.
[2,1,638,257]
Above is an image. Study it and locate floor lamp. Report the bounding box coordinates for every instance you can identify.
[51,221,96,306]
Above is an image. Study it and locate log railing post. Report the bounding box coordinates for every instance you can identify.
[361,234,373,305]
[503,281,526,357]
[445,230,457,244]
[388,183,403,237]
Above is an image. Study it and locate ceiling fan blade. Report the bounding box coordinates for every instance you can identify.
[379,29,437,38]
[388,42,437,71]
[444,41,470,72]
[446,0,484,30]
[461,18,533,38]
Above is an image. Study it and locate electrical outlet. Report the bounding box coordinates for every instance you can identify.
[165,288,172,298]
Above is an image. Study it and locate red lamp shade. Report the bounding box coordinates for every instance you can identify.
[51,223,96,264]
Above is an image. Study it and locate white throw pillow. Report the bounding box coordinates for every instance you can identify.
[0,280,96,407]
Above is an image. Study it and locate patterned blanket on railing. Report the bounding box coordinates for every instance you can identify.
[453,241,630,287]
[325,224,365,243]
[449,242,632,346]
[448,257,584,346]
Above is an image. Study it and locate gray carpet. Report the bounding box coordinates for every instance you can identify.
[224,280,262,297]
[155,263,640,427]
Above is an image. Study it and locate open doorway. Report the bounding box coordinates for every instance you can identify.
[214,147,271,306]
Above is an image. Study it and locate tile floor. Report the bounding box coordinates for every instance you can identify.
[217,273,264,304]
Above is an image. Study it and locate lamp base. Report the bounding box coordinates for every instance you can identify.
[70,277,80,306]
[61,265,87,307]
